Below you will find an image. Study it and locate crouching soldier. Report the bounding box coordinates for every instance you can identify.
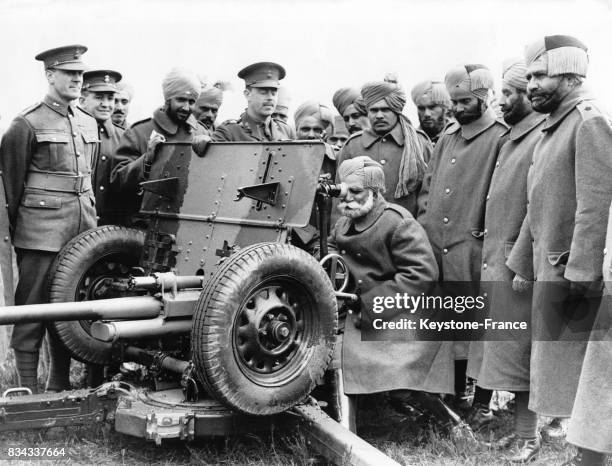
[329,156,462,433]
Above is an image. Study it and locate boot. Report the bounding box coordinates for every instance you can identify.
[467,402,495,430]
[13,350,39,394]
[508,437,540,463]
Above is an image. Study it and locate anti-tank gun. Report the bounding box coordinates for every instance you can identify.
[0,141,398,466]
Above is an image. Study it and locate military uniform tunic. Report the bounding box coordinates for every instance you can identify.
[466,111,546,390]
[92,119,124,225]
[329,201,454,395]
[338,123,433,217]
[110,108,207,225]
[0,94,99,352]
[507,88,612,417]
[212,112,293,142]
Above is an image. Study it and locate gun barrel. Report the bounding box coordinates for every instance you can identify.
[90,317,191,341]
[0,297,162,325]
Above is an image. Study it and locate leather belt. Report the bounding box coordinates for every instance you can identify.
[25,172,92,194]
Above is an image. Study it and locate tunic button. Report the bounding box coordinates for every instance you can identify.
[445,188,450,194]
[39,201,45,206]
[443,217,449,224]
[4,236,9,242]
[495,162,500,167]
[443,248,448,254]
[381,138,386,142]
[72,132,77,137]
[450,158,456,164]
[356,253,361,257]
[101,156,107,161]
[341,250,346,255]
[76,151,81,157]
[484,228,488,235]
[357,279,363,284]
[483,263,488,269]
[486,195,490,201]
[380,160,386,165]
[483,292,488,298]
[100,186,105,191]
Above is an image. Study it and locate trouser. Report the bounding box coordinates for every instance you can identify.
[10,248,72,392]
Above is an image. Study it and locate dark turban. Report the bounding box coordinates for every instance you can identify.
[360,81,427,198]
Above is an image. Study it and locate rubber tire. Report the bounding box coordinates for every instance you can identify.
[192,242,337,416]
[48,226,145,364]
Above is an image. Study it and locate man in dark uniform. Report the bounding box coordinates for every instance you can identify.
[211,62,293,142]
[0,45,99,393]
[110,68,207,226]
[79,69,125,225]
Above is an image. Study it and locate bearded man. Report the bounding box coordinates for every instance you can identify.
[506,35,612,465]
[411,80,452,145]
[417,64,508,422]
[193,83,224,135]
[110,68,207,226]
[466,58,546,462]
[329,156,460,433]
[338,80,432,217]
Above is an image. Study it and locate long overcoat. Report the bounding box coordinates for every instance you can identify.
[92,118,124,225]
[566,202,612,454]
[507,87,612,416]
[417,110,507,358]
[329,201,455,395]
[466,111,546,390]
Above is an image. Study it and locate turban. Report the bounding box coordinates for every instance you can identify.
[410,80,451,108]
[360,81,427,198]
[162,68,201,101]
[338,156,386,193]
[524,35,588,77]
[331,115,349,136]
[116,80,134,100]
[276,86,291,111]
[332,87,362,116]
[196,85,223,107]
[294,101,334,130]
[445,64,494,101]
[502,58,528,91]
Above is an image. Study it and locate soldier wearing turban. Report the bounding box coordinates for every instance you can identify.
[332,87,369,134]
[465,57,547,463]
[505,36,612,466]
[193,82,226,134]
[294,101,334,140]
[337,80,432,217]
[326,115,349,150]
[329,156,462,432]
[411,80,452,145]
[110,67,207,226]
[417,64,508,421]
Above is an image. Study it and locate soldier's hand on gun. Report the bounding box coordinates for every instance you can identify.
[146,130,166,155]
[512,273,533,292]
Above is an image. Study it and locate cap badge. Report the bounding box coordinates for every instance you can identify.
[267,70,272,78]
[104,75,110,83]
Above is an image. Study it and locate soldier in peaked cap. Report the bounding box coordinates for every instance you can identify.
[79,69,125,226]
[210,62,293,142]
[0,45,99,393]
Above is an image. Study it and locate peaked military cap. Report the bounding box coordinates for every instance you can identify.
[238,62,286,88]
[35,44,88,71]
[82,69,122,92]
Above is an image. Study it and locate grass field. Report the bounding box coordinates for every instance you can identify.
[0,340,580,466]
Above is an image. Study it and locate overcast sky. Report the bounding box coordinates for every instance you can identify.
[1,0,611,126]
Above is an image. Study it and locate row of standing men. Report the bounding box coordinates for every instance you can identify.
[0,34,610,464]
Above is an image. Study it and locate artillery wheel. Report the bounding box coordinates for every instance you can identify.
[48,226,145,364]
[192,242,337,416]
